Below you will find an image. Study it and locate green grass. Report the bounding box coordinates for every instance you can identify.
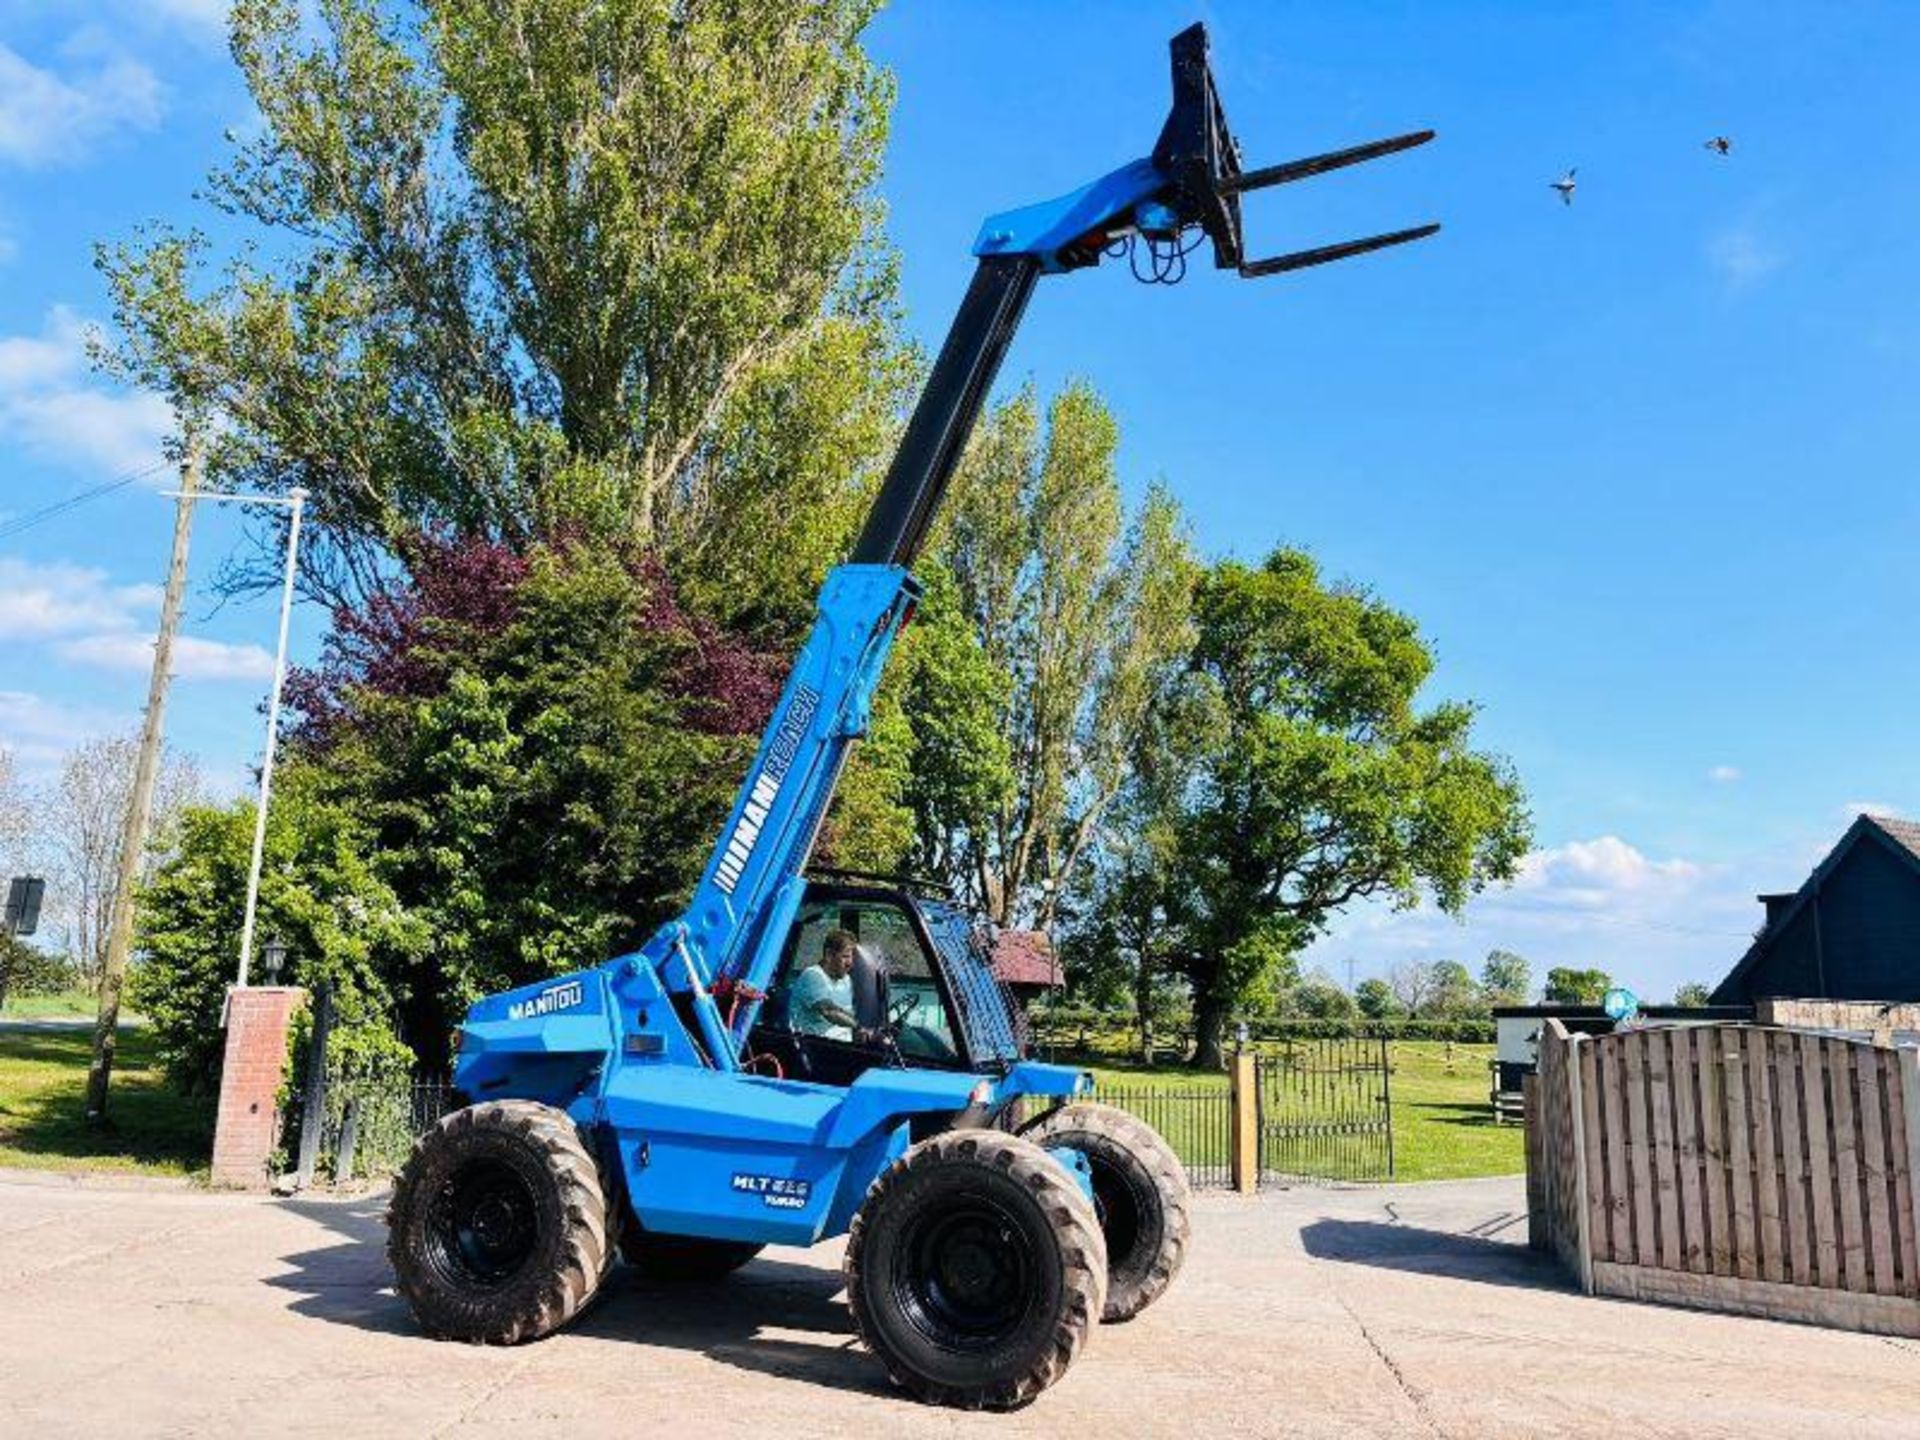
[0,1026,212,1178]
[0,988,101,1019]
[1080,1040,1522,1185]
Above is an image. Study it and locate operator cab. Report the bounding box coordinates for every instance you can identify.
[751,876,1023,1087]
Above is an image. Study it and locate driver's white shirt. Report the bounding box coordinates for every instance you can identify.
[791,963,853,1041]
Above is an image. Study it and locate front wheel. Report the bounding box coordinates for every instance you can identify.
[1024,1102,1191,1322]
[386,1100,611,1345]
[844,1129,1107,1410]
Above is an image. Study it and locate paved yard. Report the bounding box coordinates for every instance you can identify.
[2,1169,1916,1438]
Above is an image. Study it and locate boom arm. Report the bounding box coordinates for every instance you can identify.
[619,22,1438,1061]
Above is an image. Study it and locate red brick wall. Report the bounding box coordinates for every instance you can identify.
[211,986,305,1189]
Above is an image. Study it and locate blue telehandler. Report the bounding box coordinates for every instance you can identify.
[387,23,1435,1409]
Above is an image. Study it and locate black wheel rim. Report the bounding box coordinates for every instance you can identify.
[893,1194,1038,1350]
[1088,1155,1147,1272]
[425,1156,540,1289]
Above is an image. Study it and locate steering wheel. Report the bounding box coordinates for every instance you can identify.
[887,992,919,1029]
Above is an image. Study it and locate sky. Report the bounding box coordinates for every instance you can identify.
[2,2,1917,1001]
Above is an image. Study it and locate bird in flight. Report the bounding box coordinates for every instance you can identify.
[1704,136,1733,156]
[1551,168,1578,205]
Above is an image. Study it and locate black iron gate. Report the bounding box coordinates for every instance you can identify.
[1257,1037,1393,1183]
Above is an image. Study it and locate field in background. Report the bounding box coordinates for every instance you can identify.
[0,988,101,1020]
[0,1026,211,1178]
[1084,1040,1522,1185]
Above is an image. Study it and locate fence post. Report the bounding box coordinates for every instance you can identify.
[334,1097,361,1186]
[1900,1049,1920,1275]
[293,981,333,1191]
[1230,1050,1259,1194]
[1565,1033,1596,1294]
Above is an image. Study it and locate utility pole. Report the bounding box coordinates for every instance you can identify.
[85,441,199,1124]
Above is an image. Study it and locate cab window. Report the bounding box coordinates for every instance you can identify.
[765,896,960,1064]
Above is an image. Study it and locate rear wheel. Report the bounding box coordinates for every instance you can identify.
[845,1129,1107,1410]
[386,1100,610,1345]
[619,1227,763,1281]
[1024,1102,1190,1321]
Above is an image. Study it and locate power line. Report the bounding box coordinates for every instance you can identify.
[0,460,171,544]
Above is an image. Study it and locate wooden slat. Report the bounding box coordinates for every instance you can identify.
[1624,1031,1658,1267]
[1748,1027,1785,1283]
[1801,1033,1840,1288]
[1649,1027,1682,1270]
[1855,1048,1898,1296]
[1830,1039,1871,1292]
[1671,1027,1706,1272]
[1578,1037,1608,1269]
[1890,1050,1918,1297]
[1700,1025,1733,1276]
[1772,1029,1814,1287]
[1601,1033,1631,1263]
[1900,1050,1920,1299]
[1723,1030,1758,1280]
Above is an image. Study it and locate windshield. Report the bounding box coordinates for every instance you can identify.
[917,899,1023,1068]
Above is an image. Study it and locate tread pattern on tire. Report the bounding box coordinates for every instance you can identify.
[844,1128,1108,1410]
[386,1099,611,1345]
[1025,1101,1191,1322]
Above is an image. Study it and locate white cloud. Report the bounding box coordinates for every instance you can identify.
[0,307,173,479]
[0,37,166,169]
[1707,224,1785,292]
[1509,835,1701,910]
[1842,799,1902,820]
[1707,764,1742,784]
[1302,833,1762,1003]
[56,632,274,681]
[0,690,127,775]
[0,557,160,637]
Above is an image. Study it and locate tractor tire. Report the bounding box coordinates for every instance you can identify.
[844,1128,1107,1410]
[1023,1102,1191,1322]
[387,1100,612,1345]
[619,1227,764,1281]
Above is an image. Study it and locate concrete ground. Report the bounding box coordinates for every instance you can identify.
[2,1170,1917,1438]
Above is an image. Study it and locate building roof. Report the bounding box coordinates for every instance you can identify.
[991,929,1058,990]
[1712,813,1920,1003]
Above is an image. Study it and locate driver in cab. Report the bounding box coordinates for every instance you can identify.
[791,928,861,1041]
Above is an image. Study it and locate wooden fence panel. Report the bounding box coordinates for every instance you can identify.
[1830,1038,1871,1293]
[1771,1029,1813,1286]
[1526,1021,1920,1338]
[1800,1032,1840,1288]
[1748,1028,1784,1283]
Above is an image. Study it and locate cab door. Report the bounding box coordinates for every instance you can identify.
[749,889,967,1087]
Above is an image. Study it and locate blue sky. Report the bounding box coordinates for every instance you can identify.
[2,2,1917,999]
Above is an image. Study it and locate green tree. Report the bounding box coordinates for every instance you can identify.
[99,0,904,609]
[298,538,779,1061]
[131,774,425,1095]
[1672,981,1713,1007]
[1426,959,1482,1018]
[1480,948,1531,1007]
[934,383,1198,925]
[1353,977,1398,1020]
[1543,966,1613,1005]
[1291,971,1358,1021]
[1167,549,1531,1068]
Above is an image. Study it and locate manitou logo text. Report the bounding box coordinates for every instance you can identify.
[713,684,821,896]
[507,980,584,1022]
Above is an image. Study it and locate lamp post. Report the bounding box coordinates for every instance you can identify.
[261,935,287,986]
[166,486,308,992]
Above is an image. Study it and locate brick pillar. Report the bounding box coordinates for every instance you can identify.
[211,986,306,1189]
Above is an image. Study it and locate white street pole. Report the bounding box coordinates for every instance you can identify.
[235,487,307,990]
